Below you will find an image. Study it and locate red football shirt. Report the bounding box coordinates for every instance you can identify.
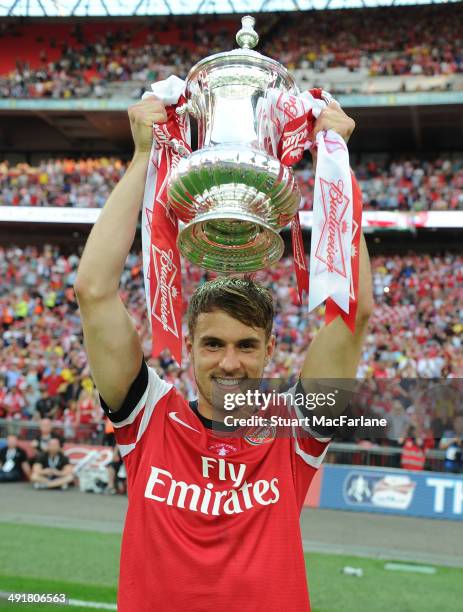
[102,362,330,612]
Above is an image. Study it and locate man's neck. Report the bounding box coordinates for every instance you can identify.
[191,399,237,432]
[197,397,219,422]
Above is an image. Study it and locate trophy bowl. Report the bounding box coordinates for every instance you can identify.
[167,16,302,273]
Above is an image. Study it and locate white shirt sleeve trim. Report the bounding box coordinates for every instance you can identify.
[114,367,173,459]
[294,437,330,469]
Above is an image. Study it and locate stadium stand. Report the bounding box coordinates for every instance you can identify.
[1,156,463,211]
[0,4,462,98]
[0,158,126,208]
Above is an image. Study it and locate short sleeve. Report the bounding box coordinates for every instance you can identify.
[99,359,172,458]
[285,379,331,470]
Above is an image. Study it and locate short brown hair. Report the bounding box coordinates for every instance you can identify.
[187,276,274,340]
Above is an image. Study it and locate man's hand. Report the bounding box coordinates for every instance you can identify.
[312,101,355,144]
[128,97,167,155]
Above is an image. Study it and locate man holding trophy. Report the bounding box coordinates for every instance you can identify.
[75,16,373,612]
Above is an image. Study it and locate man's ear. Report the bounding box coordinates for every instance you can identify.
[265,334,276,364]
[185,335,193,356]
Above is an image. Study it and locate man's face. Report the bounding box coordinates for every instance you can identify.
[48,438,60,455]
[7,435,17,449]
[186,310,275,417]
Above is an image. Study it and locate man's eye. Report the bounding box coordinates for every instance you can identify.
[239,343,255,351]
[205,341,221,349]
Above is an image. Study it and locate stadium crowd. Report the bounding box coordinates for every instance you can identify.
[0,158,126,208]
[0,4,462,99]
[0,245,462,447]
[267,5,463,79]
[299,157,463,212]
[1,156,463,212]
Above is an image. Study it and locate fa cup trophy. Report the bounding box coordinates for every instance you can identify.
[167,16,301,273]
[142,15,360,363]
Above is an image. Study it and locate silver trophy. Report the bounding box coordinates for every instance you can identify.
[168,16,301,273]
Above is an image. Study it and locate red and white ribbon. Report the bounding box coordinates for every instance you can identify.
[275,88,363,331]
[309,129,352,314]
[141,76,190,365]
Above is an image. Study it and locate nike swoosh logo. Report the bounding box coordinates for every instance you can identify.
[168,411,201,433]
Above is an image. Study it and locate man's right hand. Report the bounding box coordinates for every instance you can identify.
[128,97,167,155]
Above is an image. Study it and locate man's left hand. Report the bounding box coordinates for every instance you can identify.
[312,101,355,144]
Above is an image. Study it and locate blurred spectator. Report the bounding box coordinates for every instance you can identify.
[76,388,98,425]
[105,446,126,495]
[439,413,463,473]
[103,418,115,447]
[31,435,74,490]
[30,418,60,459]
[0,434,30,482]
[386,401,409,444]
[23,384,41,419]
[2,387,26,419]
[42,365,65,397]
[400,427,426,471]
[35,389,58,419]
[63,400,79,440]
[430,404,453,444]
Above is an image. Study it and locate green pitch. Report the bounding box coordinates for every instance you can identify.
[0,522,461,612]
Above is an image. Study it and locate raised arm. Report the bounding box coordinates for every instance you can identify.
[74,98,167,412]
[301,103,374,380]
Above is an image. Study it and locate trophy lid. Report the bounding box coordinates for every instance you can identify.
[235,15,259,50]
[185,15,298,93]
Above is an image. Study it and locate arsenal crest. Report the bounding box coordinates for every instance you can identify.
[244,424,276,446]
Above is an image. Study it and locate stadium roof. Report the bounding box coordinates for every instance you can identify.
[0,0,459,17]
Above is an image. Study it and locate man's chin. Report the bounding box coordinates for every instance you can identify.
[210,380,239,408]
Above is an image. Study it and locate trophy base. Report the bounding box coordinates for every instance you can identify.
[178,209,284,273]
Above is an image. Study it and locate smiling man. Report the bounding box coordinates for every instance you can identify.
[74,96,373,612]
[186,280,275,417]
